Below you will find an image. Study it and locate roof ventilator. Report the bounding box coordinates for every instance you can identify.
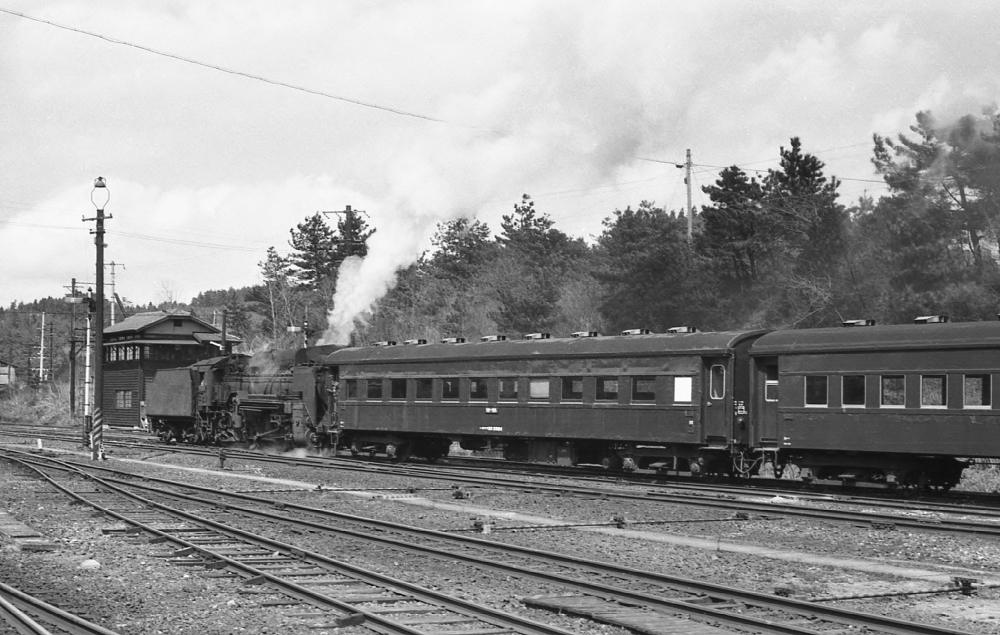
[524,333,551,340]
[841,319,876,327]
[481,335,508,342]
[914,315,949,324]
[621,329,651,336]
[403,339,427,345]
[571,331,599,338]
[666,326,699,334]
[441,337,466,344]
[374,341,397,347]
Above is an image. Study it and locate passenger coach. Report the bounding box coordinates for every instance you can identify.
[327,329,765,471]
[749,318,1000,489]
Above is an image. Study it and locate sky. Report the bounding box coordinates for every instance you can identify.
[1,1,998,337]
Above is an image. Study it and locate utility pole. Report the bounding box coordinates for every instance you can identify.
[69,280,77,414]
[108,261,125,325]
[65,279,94,418]
[674,150,694,241]
[83,289,93,446]
[47,319,54,384]
[37,312,46,382]
[84,177,110,461]
[321,205,368,258]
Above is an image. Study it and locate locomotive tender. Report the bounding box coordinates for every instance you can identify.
[146,318,1000,488]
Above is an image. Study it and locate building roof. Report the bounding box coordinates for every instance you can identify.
[104,311,211,334]
[326,330,765,366]
[104,310,240,342]
[751,320,1000,355]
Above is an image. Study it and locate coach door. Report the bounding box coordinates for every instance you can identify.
[754,357,780,449]
[702,357,730,446]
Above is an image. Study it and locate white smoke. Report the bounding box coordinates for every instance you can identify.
[315,5,698,345]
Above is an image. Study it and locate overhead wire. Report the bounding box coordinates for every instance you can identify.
[0,6,468,130]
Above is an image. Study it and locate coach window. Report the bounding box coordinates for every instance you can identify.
[674,376,693,404]
[805,376,828,406]
[596,377,619,401]
[632,376,656,402]
[764,365,779,402]
[964,374,991,408]
[881,375,905,407]
[441,378,460,400]
[367,379,384,400]
[390,378,407,400]
[346,379,358,399]
[921,375,947,408]
[710,365,725,399]
[842,375,865,406]
[499,378,519,401]
[562,377,584,401]
[469,378,489,401]
[529,378,550,400]
[415,378,433,400]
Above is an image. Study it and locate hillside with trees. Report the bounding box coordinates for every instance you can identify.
[4,107,1000,388]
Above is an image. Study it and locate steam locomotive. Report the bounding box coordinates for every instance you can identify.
[145,345,341,448]
[145,316,1000,489]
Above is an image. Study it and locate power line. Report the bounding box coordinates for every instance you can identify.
[0,6,466,130]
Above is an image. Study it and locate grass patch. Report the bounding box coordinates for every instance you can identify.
[0,383,76,427]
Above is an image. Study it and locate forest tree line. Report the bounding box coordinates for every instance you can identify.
[3,108,1000,385]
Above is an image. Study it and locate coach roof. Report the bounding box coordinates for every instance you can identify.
[751,320,1000,356]
[325,330,766,366]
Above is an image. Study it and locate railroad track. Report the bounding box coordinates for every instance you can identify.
[6,426,1000,537]
[1,449,580,635]
[2,448,986,635]
[0,581,122,635]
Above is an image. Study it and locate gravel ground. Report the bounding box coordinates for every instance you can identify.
[2,437,1000,634]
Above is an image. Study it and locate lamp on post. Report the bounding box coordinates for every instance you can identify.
[86,177,111,460]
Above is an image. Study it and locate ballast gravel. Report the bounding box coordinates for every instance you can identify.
[1,437,999,634]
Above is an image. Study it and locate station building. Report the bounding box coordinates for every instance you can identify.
[101,311,240,427]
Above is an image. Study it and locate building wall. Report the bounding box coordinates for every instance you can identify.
[104,368,142,427]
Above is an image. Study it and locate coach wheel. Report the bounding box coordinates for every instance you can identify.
[602,455,624,470]
[396,443,412,462]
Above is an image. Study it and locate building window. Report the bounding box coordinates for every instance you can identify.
[921,375,947,408]
[805,376,828,406]
[632,376,656,402]
[964,374,991,408]
[881,375,905,407]
[115,390,132,409]
[441,378,460,400]
[529,378,550,400]
[346,379,358,399]
[469,378,488,401]
[143,346,150,359]
[842,375,865,406]
[764,365,778,402]
[390,378,407,400]
[596,377,618,401]
[415,378,433,400]
[674,376,693,403]
[710,365,725,399]
[367,379,383,400]
[562,377,583,400]
[499,378,518,400]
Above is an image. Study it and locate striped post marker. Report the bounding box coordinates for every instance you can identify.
[91,407,103,460]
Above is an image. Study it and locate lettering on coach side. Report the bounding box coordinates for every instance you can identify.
[479,426,503,432]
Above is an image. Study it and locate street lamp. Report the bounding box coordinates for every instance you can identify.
[87,177,110,460]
